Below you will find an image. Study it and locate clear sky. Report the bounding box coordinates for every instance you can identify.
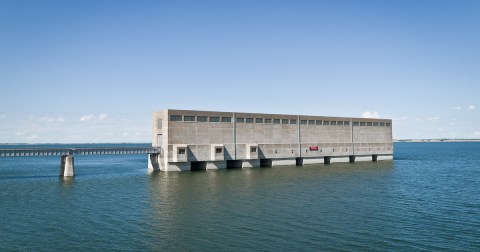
[1,0,479,143]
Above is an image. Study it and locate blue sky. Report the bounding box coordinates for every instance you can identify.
[1,0,479,143]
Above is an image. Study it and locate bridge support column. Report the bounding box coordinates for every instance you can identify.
[148,153,160,172]
[60,154,75,177]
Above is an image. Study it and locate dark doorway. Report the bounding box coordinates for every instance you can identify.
[227,160,243,169]
[191,161,207,171]
[260,159,272,167]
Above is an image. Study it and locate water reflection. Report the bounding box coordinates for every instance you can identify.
[145,162,395,250]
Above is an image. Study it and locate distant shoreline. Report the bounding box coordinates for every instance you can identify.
[395,139,480,143]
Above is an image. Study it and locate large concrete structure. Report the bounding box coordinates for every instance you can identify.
[149,109,393,171]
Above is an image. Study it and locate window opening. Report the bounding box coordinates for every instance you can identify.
[197,116,208,122]
[210,116,220,122]
[184,116,195,122]
[170,115,182,121]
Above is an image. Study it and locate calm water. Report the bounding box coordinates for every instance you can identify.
[1,142,479,251]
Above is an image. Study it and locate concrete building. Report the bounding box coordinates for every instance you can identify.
[149,109,393,171]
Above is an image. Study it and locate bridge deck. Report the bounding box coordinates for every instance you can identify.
[0,147,159,157]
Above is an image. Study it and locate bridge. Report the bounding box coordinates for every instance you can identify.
[0,147,160,177]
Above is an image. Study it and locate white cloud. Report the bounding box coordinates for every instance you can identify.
[80,113,109,122]
[80,114,96,122]
[98,114,108,120]
[452,106,462,110]
[468,105,476,111]
[15,131,28,136]
[474,131,480,136]
[361,111,380,118]
[40,116,65,123]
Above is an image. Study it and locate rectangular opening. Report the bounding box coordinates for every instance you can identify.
[246,118,254,123]
[170,115,182,121]
[344,121,350,126]
[250,147,257,153]
[337,121,343,126]
[265,118,272,123]
[227,160,243,169]
[300,120,307,125]
[331,121,337,126]
[323,121,330,126]
[296,157,303,166]
[256,118,263,123]
[282,119,289,124]
[316,120,322,125]
[197,116,208,122]
[236,117,244,123]
[221,117,231,123]
[349,155,355,163]
[290,119,297,124]
[191,161,207,171]
[273,119,281,124]
[324,156,331,164]
[184,115,195,122]
[210,116,220,122]
[353,122,359,126]
[178,148,186,155]
[367,122,373,126]
[260,159,272,167]
[372,155,378,162]
[360,122,366,126]
[215,147,223,154]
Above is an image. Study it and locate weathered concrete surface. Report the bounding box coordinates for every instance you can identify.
[152,109,393,171]
[60,155,74,177]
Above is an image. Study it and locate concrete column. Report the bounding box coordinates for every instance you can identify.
[60,154,74,177]
[148,153,160,172]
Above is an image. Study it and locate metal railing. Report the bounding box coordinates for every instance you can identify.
[0,147,160,157]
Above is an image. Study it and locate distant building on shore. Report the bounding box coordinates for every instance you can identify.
[150,109,393,171]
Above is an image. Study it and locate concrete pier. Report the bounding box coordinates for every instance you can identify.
[60,154,74,177]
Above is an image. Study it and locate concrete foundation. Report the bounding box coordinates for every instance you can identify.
[355,156,375,162]
[302,157,325,165]
[271,158,297,166]
[330,157,350,163]
[156,154,393,171]
[60,154,74,177]
[376,155,394,161]
[206,161,227,170]
[148,154,160,172]
[242,159,261,168]
[165,162,191,172]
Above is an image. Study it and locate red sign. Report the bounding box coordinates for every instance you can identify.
[309,146,319,151]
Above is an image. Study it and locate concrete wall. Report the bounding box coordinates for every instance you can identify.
[152,109,393,171]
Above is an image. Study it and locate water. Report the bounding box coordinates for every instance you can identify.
[1,142,479,251]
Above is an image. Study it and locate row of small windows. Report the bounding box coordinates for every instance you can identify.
[170,115,390,127]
